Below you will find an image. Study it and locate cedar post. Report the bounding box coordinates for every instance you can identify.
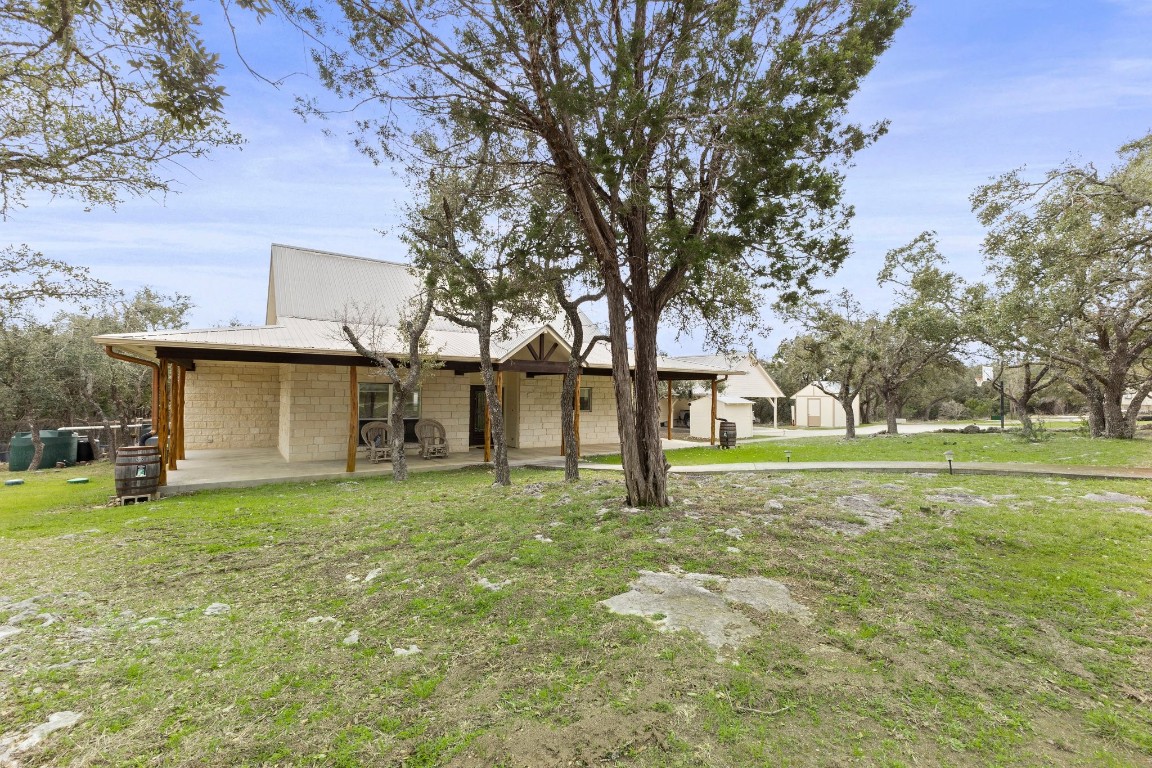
[177,366,187,460]
[667,381,673,441]
[347,366,358,473]
[150,366,159,443]
[710,379,717,446]
[167,360,178,472]
[157,360,168,486]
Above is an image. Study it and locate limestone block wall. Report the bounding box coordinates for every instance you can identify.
[517,374,619,449]
[417,369,471,453]
[278,364,352,462]
[183,362,279,449]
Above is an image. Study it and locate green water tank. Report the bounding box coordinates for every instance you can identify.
[7,430,79,471]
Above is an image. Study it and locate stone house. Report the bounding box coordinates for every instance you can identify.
[94,245,735,484]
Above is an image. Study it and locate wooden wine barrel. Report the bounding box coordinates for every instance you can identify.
[114,445,161,498]
[718,420,737,449]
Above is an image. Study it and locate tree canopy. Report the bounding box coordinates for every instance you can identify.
[300,0,911,505]
[971,133,1152,438]
[0,0,254,214]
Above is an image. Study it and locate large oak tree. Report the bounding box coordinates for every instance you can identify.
[972,134,1152,438]
[300,0,909,504]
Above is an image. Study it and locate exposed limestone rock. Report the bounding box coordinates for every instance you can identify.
[1083,491,1146,505]
[599,571,812,651]
[0,711,83,765]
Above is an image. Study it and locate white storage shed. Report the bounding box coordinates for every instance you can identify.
[689,395,755,439]
[791,382,860,429]
[666,353,786,427]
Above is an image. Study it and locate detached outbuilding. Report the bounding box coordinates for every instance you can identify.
[688,394,755,439]
[791,382,860,428]
[663,353,786,428]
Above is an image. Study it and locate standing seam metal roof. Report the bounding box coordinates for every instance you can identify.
[93,244,746,376]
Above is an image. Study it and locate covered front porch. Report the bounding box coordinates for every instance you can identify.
[158,440,697,495]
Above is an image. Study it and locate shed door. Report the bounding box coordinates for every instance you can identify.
[807,398,821,428]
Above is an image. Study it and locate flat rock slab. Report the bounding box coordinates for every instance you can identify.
[825,495,901,534]
[0,711,83,764]
[1083,491,1146,504]
[925,490,994,508]
[599,571,812,651]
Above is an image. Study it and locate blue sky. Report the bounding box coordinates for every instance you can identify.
[6,0,1151,356]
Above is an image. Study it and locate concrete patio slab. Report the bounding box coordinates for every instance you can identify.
[159,439,686,495]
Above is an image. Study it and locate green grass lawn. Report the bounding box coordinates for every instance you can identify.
[2,462,1151,766]
[590,430,1152,467]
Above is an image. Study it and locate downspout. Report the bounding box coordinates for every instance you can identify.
[104,347,160,420]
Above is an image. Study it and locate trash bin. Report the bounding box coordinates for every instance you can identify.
[76,437,95,462]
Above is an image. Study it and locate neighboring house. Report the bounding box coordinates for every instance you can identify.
[661,353,786,429]
[791,381,860,428]
[94,245,738,482]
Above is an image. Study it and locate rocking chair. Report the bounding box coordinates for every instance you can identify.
[415,418,449,459]
[361,421,392,463]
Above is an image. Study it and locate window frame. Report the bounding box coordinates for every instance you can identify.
[579,386,592,413]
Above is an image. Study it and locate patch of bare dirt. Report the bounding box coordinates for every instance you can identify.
[451,709,669,768]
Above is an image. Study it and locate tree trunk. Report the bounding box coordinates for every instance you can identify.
[1062,372,1105,437]
[1123,383,1151,436]
[884,393,900,435]
[1008,394,1036,440]
[1101,382,1134,439]
[478,312,510,486]
[560,360,580,482]
[839,393,857,439]
[98,417,113,460]
[481,366,510,486]
[115,412,129,456]
[388,400,409,481]
[626,301,669,507]
[1086,390,1105,437]
[27,417,44,471]
[602,279,667,507]
[80,384,113,461]
[859,390,875,424]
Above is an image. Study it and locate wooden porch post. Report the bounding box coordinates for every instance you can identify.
[772,396,778,429]
[177,366,187,460]
[710,379,717,446]
[667,380,673,441]
[347,366,358,473]
[157,360,168,486]
[150,366,159,441]
[167,360,178,472]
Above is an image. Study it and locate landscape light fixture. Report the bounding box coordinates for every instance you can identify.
[944,450,954,475]
[784,450,792,463]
